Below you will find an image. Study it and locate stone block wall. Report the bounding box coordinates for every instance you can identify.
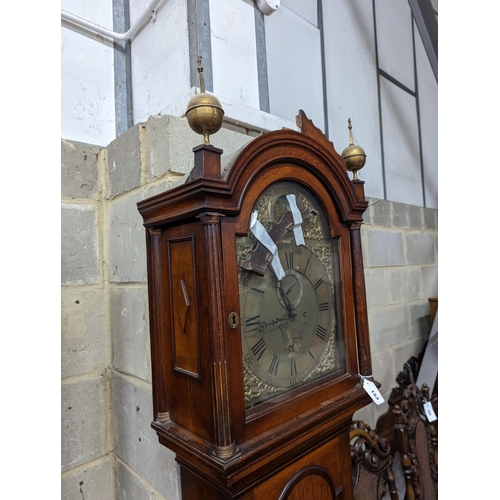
[354,198,438,426]
[61,115,437,499]
[61,115,255,499]
[61,139,115,499]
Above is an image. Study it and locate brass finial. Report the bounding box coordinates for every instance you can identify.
[186,56,224,145]
[341,118,366,180]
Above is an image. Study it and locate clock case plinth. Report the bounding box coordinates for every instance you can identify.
[137,111,377,499]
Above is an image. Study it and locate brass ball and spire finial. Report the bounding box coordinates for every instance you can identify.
[186,57,225,145]
[341,118,366,181]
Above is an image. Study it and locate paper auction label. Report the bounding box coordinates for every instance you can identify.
[362,378,385,405]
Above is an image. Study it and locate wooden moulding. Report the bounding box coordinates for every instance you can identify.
[197,212,235,458]
[137,111,368,228]
[138,110,374,499]
[153,383,370,495]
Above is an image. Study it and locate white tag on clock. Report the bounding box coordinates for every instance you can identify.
[286,194,305,246]
[423,401,437,422]
[362,378,385,405]
[249,211,285,280]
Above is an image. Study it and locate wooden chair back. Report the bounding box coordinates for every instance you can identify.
[350,420,400,500]
[393,384,438,500]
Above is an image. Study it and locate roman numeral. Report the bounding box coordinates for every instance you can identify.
[290,358,297,376]
[251,287,264,295]
[315,324,327,340]
[269,355,280,375]
[285,251,294,270]
[308,348,315,359]
[318,302,329,312]
[304,258,310,275]
[245,315,260,332]
[251,338,267,361]
[313,278,324,290]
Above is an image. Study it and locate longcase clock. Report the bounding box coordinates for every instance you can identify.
[137,110,376,499]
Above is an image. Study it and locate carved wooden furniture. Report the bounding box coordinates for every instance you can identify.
[375,354,423,451]
[137,111,376,499]
[350,420,399,500]
[393,384,438,500]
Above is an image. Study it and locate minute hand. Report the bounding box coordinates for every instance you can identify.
[240,206,318,276]
[259,312,291,332]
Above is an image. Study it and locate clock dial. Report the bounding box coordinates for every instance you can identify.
[242,244,333,386]
[237,182,346,409]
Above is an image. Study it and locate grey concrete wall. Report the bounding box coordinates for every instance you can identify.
[354,197,438,427]
[61,115,437,499]
[61,139,115,499]
[61,115,255,499]
[107,116,254,500]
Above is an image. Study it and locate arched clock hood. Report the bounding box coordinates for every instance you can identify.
[137,110,367,228]
[137,109,376,500]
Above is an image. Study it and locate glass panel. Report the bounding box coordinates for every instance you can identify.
[237,182,346,410]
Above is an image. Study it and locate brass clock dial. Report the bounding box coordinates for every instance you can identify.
[237,182,346,409]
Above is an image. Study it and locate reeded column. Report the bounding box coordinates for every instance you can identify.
[349,221,372,377]
[146,227,169,422]
[198,212,236,459]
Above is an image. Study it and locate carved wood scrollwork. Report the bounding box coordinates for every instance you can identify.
[350,420,399,500]
[393,383,438,500]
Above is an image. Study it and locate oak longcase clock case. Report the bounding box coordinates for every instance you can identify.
[137,111,375,499]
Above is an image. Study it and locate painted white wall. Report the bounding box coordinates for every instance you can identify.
[130,0,191,125]
[323,0,384,200]
[61,0,116,146]
[60,0,437,208]
[210,0,260,110]
[281,0,317,26]
[415,20,438,209]
[265,3,325,131]
[380,78,423,206]
[375,0,415,92]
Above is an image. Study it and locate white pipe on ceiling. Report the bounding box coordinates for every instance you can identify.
[61,0,163,41]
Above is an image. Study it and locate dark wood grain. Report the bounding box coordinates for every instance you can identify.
[138,111,374,499]
[187,144,224,181]
[146,228,169,421]
[349,221,373,377]
[198,212,236,458]
[168,235,200,378]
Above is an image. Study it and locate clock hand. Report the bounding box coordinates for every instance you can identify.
[277,281,292,311]
[284,279,298,296]
[259,312,292,332]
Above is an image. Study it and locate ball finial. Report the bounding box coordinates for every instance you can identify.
[341,118,366,180]
[186,57,224,145]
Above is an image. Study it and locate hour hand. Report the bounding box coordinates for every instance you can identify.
[239,207,317,276]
